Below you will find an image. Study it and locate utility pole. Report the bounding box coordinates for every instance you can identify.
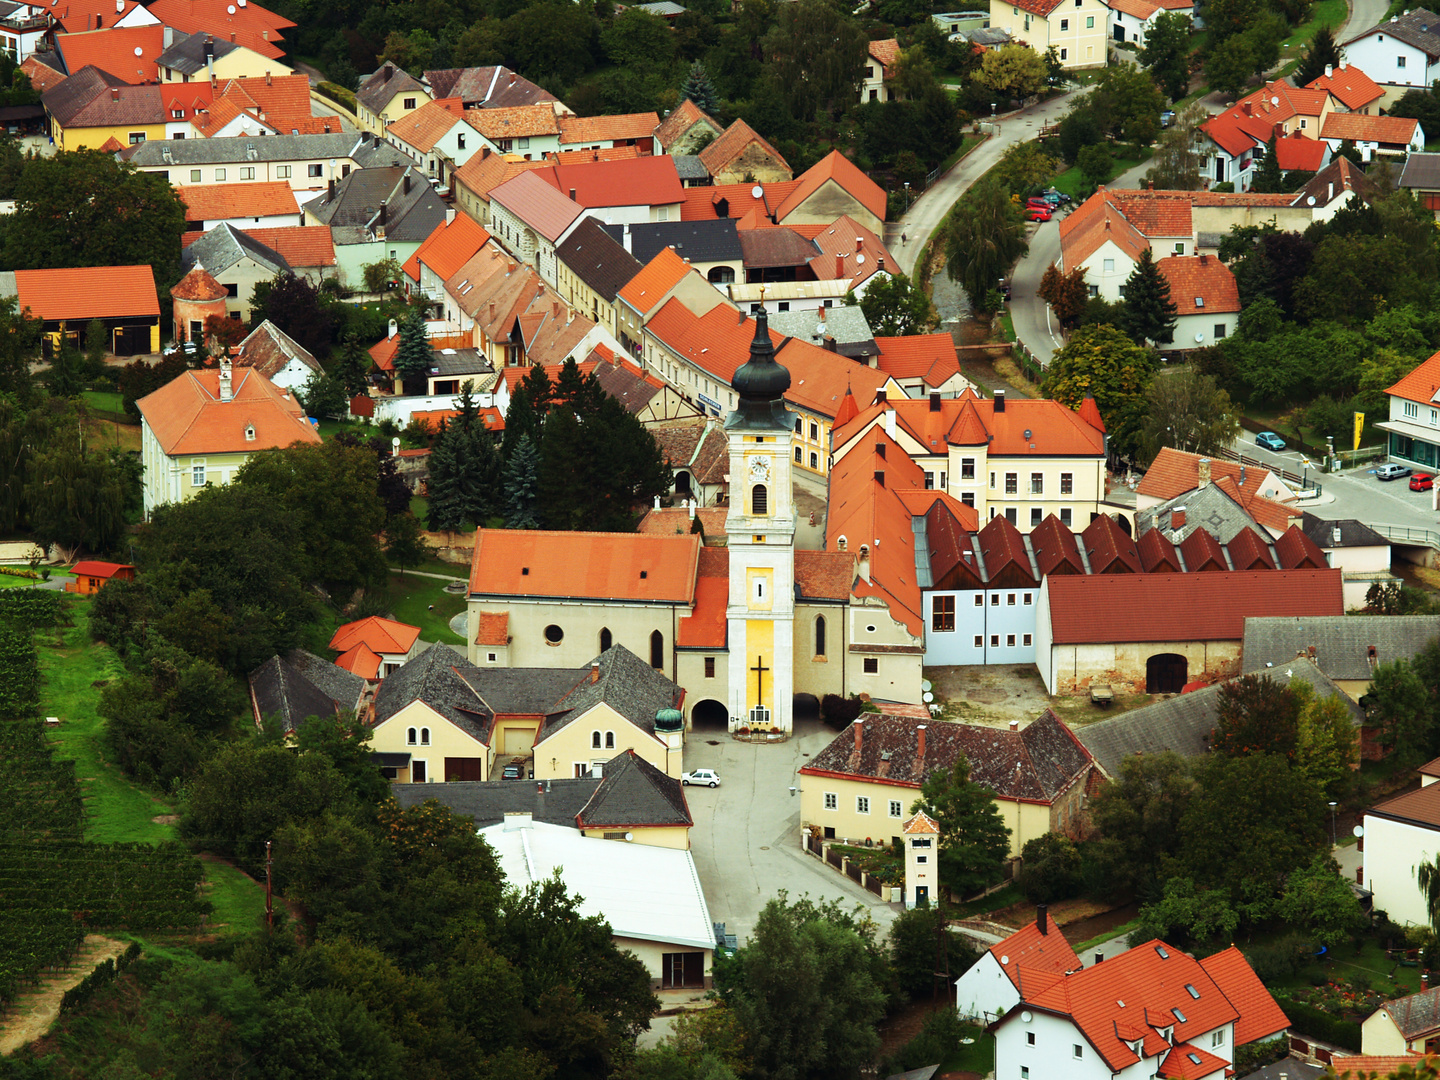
[265,840,273,932]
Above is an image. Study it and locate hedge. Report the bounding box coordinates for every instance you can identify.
[316,82,357,113]
[1278,999,1361,1051]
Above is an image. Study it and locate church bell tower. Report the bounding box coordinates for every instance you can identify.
[724,311,796,734]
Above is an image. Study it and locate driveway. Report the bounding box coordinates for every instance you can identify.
[887,90,1083,279]
[684,720,900,946]
[1343,0,1387,39]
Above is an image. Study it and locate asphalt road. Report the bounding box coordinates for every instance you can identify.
[1342,0,1388,39]
[886,91,1082,279]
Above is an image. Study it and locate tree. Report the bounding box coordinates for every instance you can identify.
[1090,63,1165,144]
[1251,132,1285,194]
[679,60,719,114]
[1139,11,1194,101]
[1210,673,1301,760]
[993,140,1059,195]
[1145,102,1208,190]
[333,334,372,399]
[712,892,888,1080]
[944,178,1028,315]
[1417,853,1440,939]
[1135,370,1241,464]
[1088,752,1193,897]
[1204,33,1254,97]
[1038,264,1090,328]
[298,369,349,419]
[1119,249,1178,345]
[1368,659,1430,763]
[888,905,976,1003]
[849,271,935,335]
[1043,324,1157,456]
[426,388,503,532]
[760,0,869,121]
[1294,24,1343,87]
[1057,105,1104,166]
[384,512,426,576]
[1076,143,1113,192]
[1015,833,1082,904]
[204,313,246,352]
[362,257,405,295]
[1131,876,1239,946]
[978,43,1046,100]
[254,272,334,359]
[24,433,131,553]
[502,433,540,529]
[1280,855,1364,947]
[910,755,1011,898]
[393,307,433,393]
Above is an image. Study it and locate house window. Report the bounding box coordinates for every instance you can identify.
[857,796,870,814]
[795,447,803,462]
[1023,633,1032,646]
[1073,1046,1083,1059]
[815,616,827,657]
[592,730,602,749]
[605,731,615,749]
[889,800,902,817]
[245,425,255,441]
[1215,323,1228,340]
[1024,593,1032,605]
[810,452,818,469]
[961,457,975,479]
[308,163,323,177]
[658,206,671,221]
[518,137,530,149]
[991,594,999,606]
[1086,14,1094,25]
[276,165,291,178]
[1005,507,1017,524]
[128,132,145,144]
[189,168,201,182]
[1007,593,1016,606]
[863,657,879,674]
[824,792,837,810]
[403,96,417,108]
[809,422,818,440]
[457,133,466,150]
[933,596,955,632]
[1030,472,1043,494]
[1060,17,1069,28]
[974,635,983,647]
[191,460,206,486]
[1060,506,1072,526]
[1212,1030,1224,1047]
[990,471,996,488]
[1103,258,1114,272]
[240,167,255,179]
[1175,242,1186,254]
[544,624,564,644]
[1118,285,1128,298]
[991,634,999,647]
[225,283,239,297]
[1399,55,1408,67]
[172,109,184,119]
[1031,507,1043,526]
[215,168,226,180]
[407,727,417,745]
[1027,1032,1036,1046]
[1007,634,1016,647]
[962,492,975,507]
[1060,472,1073,494]
[1060,47,1068,59]
[705,656,715,677]
[1087,284,1098,297]
[1406,401,1420,418]
[1005,472,1017,494]
[420,727,430,745]
[974,595,984,607]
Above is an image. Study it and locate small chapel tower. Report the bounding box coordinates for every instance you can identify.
[724,311,797,734]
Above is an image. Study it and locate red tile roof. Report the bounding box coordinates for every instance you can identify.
[136,365,319,455]
[145,0,294,60]
[533,155,685,209]
[774,150,886,224]
[1179,526,1228,571]
[557,111,659,144]
[1307,62,1384,109]
[20,57,66,94]
[834,389,1107,459]
[1108,0,1161,17]
[1202,79,1329,157]
[333,641,381,679]
[1060,188,1191,270]
[1272,128,1330,171]
[70,560,133,578]
[1081,514,1140,573]
[1030,514,1085,576]
[1211,474,1300,533]
[489,169,584,242]
[468,528,700,602]
[980,513,1037,585]
[241,225,336,267]
[677,545,727,647]
[1274,523,1328,568]
[1044,568,1344,644]
[1009,0,1065,17]
[386,97,468,153]
[13,264,159,321]
[654,97,720,151]
[1156,1042,1228,1079]
[1157,254,1241,315]
[1137,528,1181,572]
[987,921,1082,992]
[402,213,490,283]
[1332,1055,1434,1079]
[1198,946,1291,1044]
[1225,526,1274,569]
[208,74,320,134]
[329,616,422,655]
[809,214,896,289]
[874,334,960,384]
[680,178,802,222]
[53,0,149,33]
[868,37,900,69]
[467,102,559,139]
[177,181,299,222]
[1322,111,1419,146]
[1386,346,1440,404]
[473,611,509,647]
[56,25,163,84]
[617,246,690,313]
[1137,446,1278,501]
[794,548,856,599]
[170,263,228,301]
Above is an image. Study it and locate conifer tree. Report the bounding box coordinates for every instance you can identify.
[1294,25,1342,87]
[502,382,541,460]
[425,427,465,532]
[333,333,371,398]
[1251,131,1285,194]
[679,61,719,116]
[502,434,540,529]
[393,307,432,394]
[1119,248,1178,345]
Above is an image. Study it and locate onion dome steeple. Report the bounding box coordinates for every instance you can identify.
[727,309,792,430]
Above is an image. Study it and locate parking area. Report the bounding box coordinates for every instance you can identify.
[683,719,900,946]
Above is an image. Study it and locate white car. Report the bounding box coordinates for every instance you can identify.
[682,769,720,788]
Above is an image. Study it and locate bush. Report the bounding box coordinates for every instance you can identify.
[1231,1039,1287,1074]
[883,1007,973,1074]
[1015,834,1082,904]
[316,81,357,112]
[821,693,863,728]
[1279,999,1361,1050]
[1242,937,1309,985]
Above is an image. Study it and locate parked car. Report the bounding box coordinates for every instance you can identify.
[682,768,720,787]
[1038,188,1070,205]
[1411,472,1435,491]
[501,763,524,780]
[1160,110,1176,128]
[1026,206,1052,222]
[1255,431,1286,451]
[1377,463,1414,481]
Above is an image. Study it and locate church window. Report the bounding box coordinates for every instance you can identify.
[544,624,564,644]
[407,727,417,745]
[605,731,615,749]
[420,728,430,745]
[815,616,827,657]
[751,484,768,515]
[795,447,802,462]
[755,579,765,600]
[592,731,602,748]
[810,453,818,469]
[600,627,612,651]
[705,657,715,677]
[650,630,664,669]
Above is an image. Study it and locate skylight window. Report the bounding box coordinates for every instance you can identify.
[1187,1053,1202,1065]
[1172,1008,1187,1023]
[1155,945,1169,959]
[1195,297,1205,308]
[1185,984,1200,999]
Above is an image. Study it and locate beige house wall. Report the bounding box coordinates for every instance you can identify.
[1191,204,1316,244]
[1046,639,1243,696]
[845,600,924,704]
[533,701,678,779]
[780,178,883,234]
[709,143,792,185]
[677,651,729,724]
[614,935,713,990]
[454,177,491,227]
[205,254,279,321]
[987,0,1109,69]
[370,700,491,783]
[492,717,541,757]
[1361,1010,1416,1055]
[141,429,255,516]
[467,596,685,672]
[358,88,432,136]
[579,824,691,849]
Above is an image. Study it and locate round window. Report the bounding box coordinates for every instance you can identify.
[865,624,877,633]
[544,624,564,644]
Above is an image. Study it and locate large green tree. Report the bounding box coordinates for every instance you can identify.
[977,43,1046,100]
[760,0,868,121]
[1139,11,1194,101]
[1135,370,1241,463]
[1043,324,1158,456]
[394,306,434,393]
[1210,673,1301,760]
[849,271,935,335]
[944,178,1028,315]
[1088,751,1193,897]
[1144,103,1208,190]
[426,388,504,533]
[1119,248,1178,345]
[910,755,1011,899]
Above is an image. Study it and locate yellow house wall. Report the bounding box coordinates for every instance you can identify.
[162,51,293,81]
[580,824,691,849]
[613,935,712,989]
[358,89,432,135]
[492,717,541,757]
[677,651,729,722]
[532,702,671,779]
[467,597,683,673]
[1361,1011,1410,1056]
[370,700,491,782]
[780,178,883,234]
[53,119,166,151]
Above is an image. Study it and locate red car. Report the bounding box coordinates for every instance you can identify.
[1411,472,1434,491]
[1026,206,1052,222]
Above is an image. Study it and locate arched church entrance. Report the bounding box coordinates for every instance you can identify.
[690,698,729,732]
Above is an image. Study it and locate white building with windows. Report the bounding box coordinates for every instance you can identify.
[1342,9,1440,104]
[1381,346,1440,472]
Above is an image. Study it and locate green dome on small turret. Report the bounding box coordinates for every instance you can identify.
[655,708,684,733]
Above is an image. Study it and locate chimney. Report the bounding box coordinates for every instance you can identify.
[1009,719,1019,731]
[1037,904,1049,935]
[265,70,272,85]
[110,87,119,101]
[568,187,577,201]
[163,24,174,46]
[855,236,862,252]
[1341,58,1348,69]
[218,358,233,401]
[623,222,632,253]
[1242,101,1252,116]
[1328,182,1334,202]
[876,390,887,404]
[382,64,392,83]
[994,389,1006,412]
[874,469,885,486]
[688,498,696,520]
[1239,465,1246,486]
[930,392,941,412]
[1425,972,1431,991]
[388,317,398,339]
[1197,457,1211,487]
[1333,525,1342,546]
[1171,507,1186,531]
[1325,63,1333,77]
[1199,253,1208,265]
[327,176,335,199]
[590,660,600,683]
[853,719,864,754]
[403,172,411,195]
[835,254,844,278]
[917,723,927,760]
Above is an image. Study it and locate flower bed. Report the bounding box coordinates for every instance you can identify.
[0,567,39,580]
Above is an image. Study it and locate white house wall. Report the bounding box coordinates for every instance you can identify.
[954,951,1019,1022]
[1362,812,1440,926]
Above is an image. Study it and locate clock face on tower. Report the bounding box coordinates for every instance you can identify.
[748,456,770,483]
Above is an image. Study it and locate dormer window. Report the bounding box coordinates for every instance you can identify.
[245,424,256,441]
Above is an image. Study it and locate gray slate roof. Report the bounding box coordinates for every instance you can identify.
[672,155,710,181]
[541,644,684,742]
[556,217,644,302]
[1134,481,1270,545]
[1401,152,1440,190]
[1077,657,1360,778]
[1301,511,1387,550]
[633,1,686,13]
[1347,7,1440,55]
[1242,615,1440,680]
[600,218,741,265]
[575,749,691,828]
[249,649,365,732]
[157,30,240,76]
[121,131,412,169]
[769,305,879,361]
[306,166,446,243]
[1379,985,1440,1039]
[469,666,585,716]
[393,776,600,828]
[373,642,493,744]
[431,348,494,376]
[424,66,558,109]
[182,221,288,277]
[285,648,365,708]
[357,62,427,114]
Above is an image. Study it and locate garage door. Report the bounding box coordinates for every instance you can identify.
[505,726,536,755]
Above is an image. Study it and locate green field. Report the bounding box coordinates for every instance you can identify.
[81,391,125,414]
[1050,153,1149,199]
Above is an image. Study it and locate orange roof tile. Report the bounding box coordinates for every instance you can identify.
[986,921,1082,992]
[1332,1055,1433,1079]
[330,615,422,655]
[532,155,684,209]
[53,0,149,33]
[617,246,690,313]
[1273,523,1328,568]
[211,74,320,133]
[1009,0,1064,16]
[70,560,133,578]
[697,118,790,177]
[468,528,700,602]
[473,611,510,647]
[835,392,1106,459]
[1077,395,1105,433]
[1202,79,1330,157]
[369,333,399,371]
[57,25,163,83]
[466,102,560,139]
[1059,189,1151,269]
[1107,0,1160,17]
[1156,254,1240,315]
[680,178,802,222]
[402,213,490,283]
[775,150,886,224]
[548,144,642,166]
[1386,346,1440,404]
[867,37,901,70]
[136,365,319,455]
[1321,111,1419,145]
[333,641,381,679]
[452,150,550,202]
[794,548,858,599]
[170,263,228,301]
[557,110,659,144]
[874,334,959,382]
[240,225,336,267]
[13,265,159,322]
[1307,62,1384,109]
[96,134,124,152]
[655,97,720,151]
[677,546,728,647]
[20,57,67,94]
[177,181,299,223]
[145,0,294,60]
[1198,946,1291,1044]
[1211,474,1300,533]
[386,97,469,152]
[1137,446,1277,501]
[1273,128,1329,171]
[810,214,896,289]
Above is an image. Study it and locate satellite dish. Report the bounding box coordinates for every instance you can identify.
[1194,332,1204,343]
[1307,196,1317,205]
[1271,95,1280,105]
[921,679,932,691]
[1021,1011,1034,1022]
[1000,955,1010,965]
[856,254,866,265]
[1354,825,1365,837]
[923,691,934,703]
[226,3,234,10]
[134,45,143,55]
[751,184,764,199]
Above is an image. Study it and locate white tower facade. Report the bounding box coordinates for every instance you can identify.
[724,312,797,734]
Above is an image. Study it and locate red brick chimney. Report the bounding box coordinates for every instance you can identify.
[916,723,926,760]
[853,719,864,754]
[1171,508,1186,530]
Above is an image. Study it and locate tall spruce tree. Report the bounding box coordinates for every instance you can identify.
[1294,25,1342,87]
[502,382,541,460]
[1251,131,1285,193]
[1120,248,1178,345]
[679,61,719,116]
[502,434,541,529]
[394,307,433,394]
[333,334,371,398]
[426,388,502,530]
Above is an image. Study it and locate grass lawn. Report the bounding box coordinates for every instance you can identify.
[409,494,429,522]
[201,858,267,936]
[1050,153,1150,199]
[1075,919,1139,952]
[0,573,47,588]
[316,417,371,440]
[385,571,467,644]
[1269,937,1428,999]
[1283,0,1347,47]
[955,884,1024,918]
[1000,312,1017,343]
[941,1029,994,1072]
[81,390,125,414]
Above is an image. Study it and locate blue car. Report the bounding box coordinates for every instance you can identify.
[1256,432,1286,451]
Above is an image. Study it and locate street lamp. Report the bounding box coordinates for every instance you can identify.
[1329,800,1339,848]
[904,181,911,212]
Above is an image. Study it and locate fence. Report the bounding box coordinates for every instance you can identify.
[1334,444,1388,470]
[1012,341,1046,381]
[1213,445,1322,498]
[845,862,863,884]
[1372,524,1440,551]
[826,846,843,870]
